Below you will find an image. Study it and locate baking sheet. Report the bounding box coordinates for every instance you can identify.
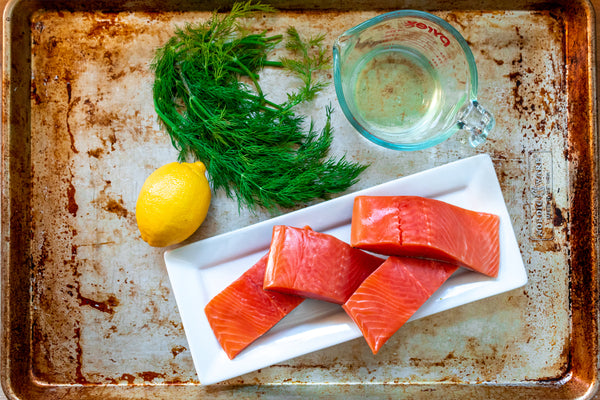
[1,0,598,399]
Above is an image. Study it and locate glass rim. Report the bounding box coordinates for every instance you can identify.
[337,9,479,97]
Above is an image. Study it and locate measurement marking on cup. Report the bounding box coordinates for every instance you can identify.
[529,151,554,240]
[405,21,451,47]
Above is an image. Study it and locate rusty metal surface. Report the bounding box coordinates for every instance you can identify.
[1,0,598,399]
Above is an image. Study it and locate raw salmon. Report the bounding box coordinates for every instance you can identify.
[351,196,500,277]
[342,256,458,354]
[264,225,384,304]
[204,254,304,359]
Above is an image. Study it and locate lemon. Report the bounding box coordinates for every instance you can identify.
[136,161,211,247]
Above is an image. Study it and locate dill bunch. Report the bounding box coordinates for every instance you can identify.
[151,1,368,211]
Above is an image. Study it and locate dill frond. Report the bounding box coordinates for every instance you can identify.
[281,26,331,104]
[151,1,368,212]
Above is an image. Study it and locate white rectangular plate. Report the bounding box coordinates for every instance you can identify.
[164,154,527,385]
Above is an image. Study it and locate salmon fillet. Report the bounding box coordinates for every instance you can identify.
[343,256,458,354]
[204,254,304,359]
[351,196,500,277]
[264,225,385,304]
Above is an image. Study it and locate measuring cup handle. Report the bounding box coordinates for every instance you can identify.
[457,101,495,147]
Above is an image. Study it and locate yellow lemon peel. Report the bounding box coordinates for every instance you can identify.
[136,161,211,247]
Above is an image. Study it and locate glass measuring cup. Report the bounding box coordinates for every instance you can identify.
[333,10,495,151]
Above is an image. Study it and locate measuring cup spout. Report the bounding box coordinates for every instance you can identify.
[457,101,495,147]
[334,33,353,54]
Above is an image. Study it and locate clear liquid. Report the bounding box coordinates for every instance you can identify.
[351,47,442,142]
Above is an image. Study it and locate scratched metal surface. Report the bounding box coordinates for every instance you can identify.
[1,0,598,399]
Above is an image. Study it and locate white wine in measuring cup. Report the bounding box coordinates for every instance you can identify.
[351,46,442,143]
[333,10,495,151]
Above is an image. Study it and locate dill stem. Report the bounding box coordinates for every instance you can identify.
[223,65,245,75]
[176,64,194,97]
[263,60,284,68]
[240,92,282,111]
[174,68,214,121]
[153,98,180,132]
[265,34,284,42]
[189,96,213,119]
[232,56,264,98]
[231,55,284,111]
